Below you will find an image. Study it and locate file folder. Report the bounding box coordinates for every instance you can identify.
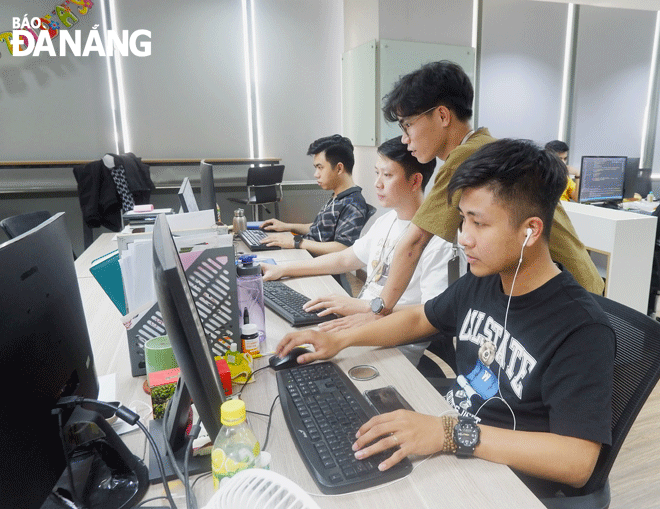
[90,250,127,315]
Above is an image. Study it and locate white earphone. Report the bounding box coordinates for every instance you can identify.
[523,227,533,248]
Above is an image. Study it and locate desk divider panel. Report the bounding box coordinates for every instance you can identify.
[121,244,239,377]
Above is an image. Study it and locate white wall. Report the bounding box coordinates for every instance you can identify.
[571,5,654,164]
[345,0,473,214]
[479,0,566,145]
[254,0,343,182]
[114,1,250,159]
[0,1,114,160]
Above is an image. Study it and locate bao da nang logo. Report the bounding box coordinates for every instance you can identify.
[5,9,151,57]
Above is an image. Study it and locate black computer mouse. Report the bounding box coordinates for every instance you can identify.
[269,346,312,371]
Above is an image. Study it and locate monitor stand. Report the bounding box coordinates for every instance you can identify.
[146,380,212,483]
[41,407,149,509]
[593,200,620,210]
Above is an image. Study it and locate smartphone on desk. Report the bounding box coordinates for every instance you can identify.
[364,386,414,415]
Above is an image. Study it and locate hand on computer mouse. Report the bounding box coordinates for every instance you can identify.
[275,329,343,363]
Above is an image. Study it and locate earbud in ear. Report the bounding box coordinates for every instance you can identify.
[523,228,533,247]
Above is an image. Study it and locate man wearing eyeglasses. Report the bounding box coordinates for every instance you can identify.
[320,61,603,332]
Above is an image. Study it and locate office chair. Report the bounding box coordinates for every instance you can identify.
[647,205,660,316]
[0,211,78,260]
[228,165,285,221]
[416,333,457,396]
[202,468,321,509]
[540,293,660,509]
[1,210,52,239]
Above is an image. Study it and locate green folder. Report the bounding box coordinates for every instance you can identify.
[89,250,127,315]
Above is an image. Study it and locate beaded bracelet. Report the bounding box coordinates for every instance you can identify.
[442,415,458,454]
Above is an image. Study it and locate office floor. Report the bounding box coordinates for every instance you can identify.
[346,274,660,508]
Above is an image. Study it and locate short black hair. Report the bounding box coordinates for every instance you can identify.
[307,135,355,174]
[448,139,566,240]
[377,137,436,191]
[545,140,570,154]
[382,61,474,123]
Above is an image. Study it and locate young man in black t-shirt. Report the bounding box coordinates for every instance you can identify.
[274,139,615,497]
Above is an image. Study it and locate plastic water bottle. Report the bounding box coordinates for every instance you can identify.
[211,399,260,489]
[236,255,266,344]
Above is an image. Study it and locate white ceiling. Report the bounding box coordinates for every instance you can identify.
[531,0,660,11]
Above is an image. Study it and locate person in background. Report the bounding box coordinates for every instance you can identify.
[261,137,453,367]
[274,139,614,499]
[545,140,579,201]
[260,135,370,256]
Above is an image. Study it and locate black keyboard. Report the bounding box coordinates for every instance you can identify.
[239,229,281,251]
[276,362,413,494]
[263,280,337,327]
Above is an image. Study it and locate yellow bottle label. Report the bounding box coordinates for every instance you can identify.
[211,446,255,489]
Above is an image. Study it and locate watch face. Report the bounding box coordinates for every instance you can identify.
[370,297,384,314]
[455,421,479,447]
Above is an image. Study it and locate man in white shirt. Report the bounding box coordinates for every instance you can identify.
[261,137,454,366]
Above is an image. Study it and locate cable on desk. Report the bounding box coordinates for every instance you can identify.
[184,418,203,509]
[261,395,280,452]
[237,365,271,397]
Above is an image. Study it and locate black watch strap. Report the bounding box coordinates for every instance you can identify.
[293,234,303,249]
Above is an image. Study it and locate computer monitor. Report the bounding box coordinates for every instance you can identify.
[578,156,626,205]
[151,213,226,480]
[177,176,199,213]
[200,160,218,222]
[0,213,106,508]
[622,157,652,199]
[623,157,641,199]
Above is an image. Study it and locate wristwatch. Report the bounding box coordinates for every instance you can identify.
[293,234,304,249]
[369,297,391,316]
[453,415,480,457]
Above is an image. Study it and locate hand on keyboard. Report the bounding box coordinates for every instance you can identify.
[261,218,290,232]
[317,311,378,333]
[353,410,445,472]
[303,294,370,317]
[260,232,295,249]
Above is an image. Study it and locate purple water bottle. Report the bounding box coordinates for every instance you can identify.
[236,255,266,344]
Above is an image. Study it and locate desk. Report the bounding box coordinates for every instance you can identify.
[75,235,544,509]
[562,201,657,313]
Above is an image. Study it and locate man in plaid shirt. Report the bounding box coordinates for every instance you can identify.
[261,134,370,256]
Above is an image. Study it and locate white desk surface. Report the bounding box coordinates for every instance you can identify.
[75,234,544,509]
